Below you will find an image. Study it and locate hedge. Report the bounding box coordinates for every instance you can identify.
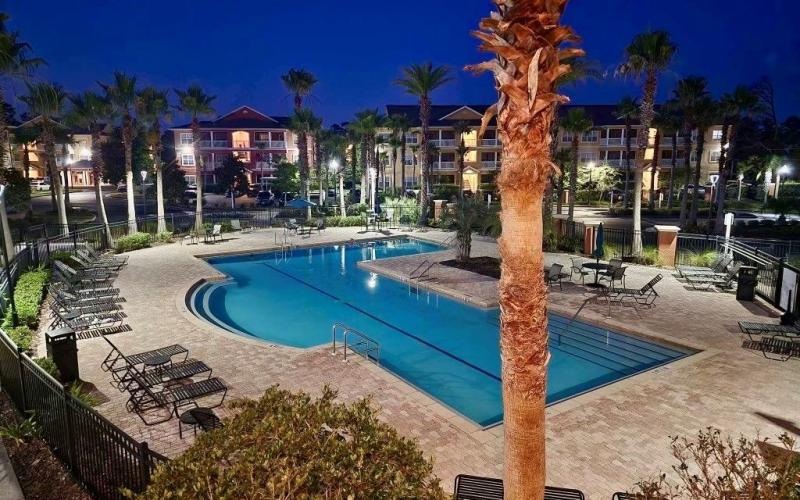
[114,233,151,253]
[325,215,363,227]
[3,267,50,331]
[140,386,446,499]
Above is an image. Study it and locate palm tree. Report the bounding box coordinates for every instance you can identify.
[11,124,38,180]
[687,97,716,227]
[389,114,411,193]
[452,121,472,197]
[174,85,215,231]
[387,135,402,192]
[673,76,711,227]
[136,87,171,233]
[617,30,677,255]
[0,14,44,169]
[656,102,683,210]
[553,149,571,215]
[100,72,139,233]
[712,86,762,233]
[349,109,383,206]
[290,108,322,214]
[560,108,593,220]
[395,63,452,224]
[21,83,68,234]
[282,68,317,207]
[614,96,638,208]
[467,1,583,497]
[66,91,114,243]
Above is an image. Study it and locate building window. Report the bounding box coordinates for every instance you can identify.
[709,150,721,163]
[179,133,193,145]
[661,149,673,160]
[184,175,196,185]
[581,130,599,143]
[561,132,574,143]
[579,152,599,163]
[181,154,195,166]
[712,129,723,140]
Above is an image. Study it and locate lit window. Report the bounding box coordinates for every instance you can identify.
[180,133,193,145]
[712,129,723,140]
[181,154,195,166]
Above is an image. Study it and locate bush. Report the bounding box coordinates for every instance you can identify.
[636,246,663,267]
[347,203,368,214]
[156,231,173,243]
[140,386,446,499]
[69,382,100,407]
[5,326,33,350]
[681,250,718,267]
[432,184,459,200]
[48,251,75,265]
[3,267,50,330]
[114,233,151,254]
[326,215,363,227]
[33,356,60,380]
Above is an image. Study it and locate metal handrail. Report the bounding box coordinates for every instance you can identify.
[331,322,380,365]
[409,259,429,280]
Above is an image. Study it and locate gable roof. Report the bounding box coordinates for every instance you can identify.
[173,105,291,130]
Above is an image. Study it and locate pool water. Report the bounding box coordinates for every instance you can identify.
[191,238,688,427]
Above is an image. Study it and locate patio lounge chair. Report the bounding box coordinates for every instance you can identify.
[230,219,252,233]
[115,357,212,392]
[82,245,128,265]
[52,269,120,298]
[675,254,733,276]
[545,263,570,290]
[125,370,227,425]
[50,306,126,331]
[285,219,300,234]
[605,274,663,308]
[54,261,116,285]
[738,318,800,338]
[101,339,188,373]
[75,248,126,271]
[211,224,223,243]
[50,290,123,317]
[685,263,741,290]
[454,474,585,500]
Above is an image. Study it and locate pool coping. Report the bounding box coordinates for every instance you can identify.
[177,236,713,436]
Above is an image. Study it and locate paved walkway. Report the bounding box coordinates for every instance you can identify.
[56,227,799,499]
[0,441,23,500]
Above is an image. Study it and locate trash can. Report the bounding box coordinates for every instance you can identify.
[45,327,79,384]
[736,265,759,302]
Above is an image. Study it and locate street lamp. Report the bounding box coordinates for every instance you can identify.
[140,170,148,218]
[775,164,791,198]
[368,167,377,212]
[737,173,744,201]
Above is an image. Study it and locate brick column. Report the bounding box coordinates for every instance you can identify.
[654,225,680,267]
[433,200,446,220]
[583,223,596,256]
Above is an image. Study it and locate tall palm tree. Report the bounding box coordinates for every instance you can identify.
[66,91,114,243]
[674,76,711,227]
[452,120,472,196]
[617,30,677,255]
[389,114,411,193]
[136,87,171,233]
[349,109,383,206]
[553,149,571,215]
[100,72,139,233]
[11,124,38,179]
[174,85,215,231]
[21,83,68,234]
[387,135,402,192]
[290,108,322,212]
[0,14,44,169]
[282,69,317,207]
[395,62,452,224]
[657,102,683,210]
[467,1,582,497]
[614,96,638,208]
[712,86,763,233]
[560,108,593,220]
[687,97,716,227]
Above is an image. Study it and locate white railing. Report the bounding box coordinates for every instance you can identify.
[480,138,499,146]
[211,140,230,148]
[198,140,212,147]
[433,161,456,170]
[481,161,499,170]
[268,141,286,149]
[603,159,624,167]
[602,138,625,146]
[430,139,456,147]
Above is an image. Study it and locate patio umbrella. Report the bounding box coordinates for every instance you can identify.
[286,198,317,209]
[593,223,605,263]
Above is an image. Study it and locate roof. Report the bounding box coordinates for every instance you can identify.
[385,104,648,127]
[173,106,292,130]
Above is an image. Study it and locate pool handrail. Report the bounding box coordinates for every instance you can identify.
[331,322,380,366]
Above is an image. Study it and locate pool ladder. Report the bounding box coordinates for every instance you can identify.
[331,322,380,366]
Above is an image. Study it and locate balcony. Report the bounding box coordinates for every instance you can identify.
[432,161,456,170]
[661,136,686,145]
[603,159,624,167]
[430,139,456,148]
[601,138,625,146]
[254,161,276,170]
[481,161,499,170]
[211,140,230,148]
[660,159,686,167]
[480,138,499,147]
[405,137,418,145]
[198,140,212,147]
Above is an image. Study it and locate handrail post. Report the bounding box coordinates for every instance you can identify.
[774,257,785,307]
[63,385,77,473]
[138,441,151,490]
[16,347,26,412]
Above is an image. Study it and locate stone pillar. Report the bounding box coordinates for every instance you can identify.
[655,225,680,267]
[583,223,596,256]
[553,214,567,237]
[433,200,446,221]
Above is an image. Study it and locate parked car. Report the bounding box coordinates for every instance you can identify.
[117,182,127,192]
[30,178,50,191]
[685,184,706,196]
[184,189,197,199]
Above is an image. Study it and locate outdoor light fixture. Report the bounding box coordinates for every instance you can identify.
[775,164,791,198]
[738,173,744,201]
[180,145,193,155]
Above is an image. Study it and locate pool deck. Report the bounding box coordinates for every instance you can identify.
[53,227,800,499]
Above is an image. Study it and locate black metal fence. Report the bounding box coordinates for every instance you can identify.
[0,328,167,499]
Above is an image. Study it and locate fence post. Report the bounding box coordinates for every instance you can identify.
[774,258,784,307]
[62,385,77,473]
[138,441,151,490]
[72,230,78,252]
[16,347,26,412]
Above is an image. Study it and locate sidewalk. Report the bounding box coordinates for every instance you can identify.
[0,441,23,500]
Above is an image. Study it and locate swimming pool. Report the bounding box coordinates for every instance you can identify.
[190,238,689,427]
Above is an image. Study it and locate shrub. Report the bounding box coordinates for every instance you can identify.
[326,215,363,227]
[556,235,581,253]
[156,231,173,243]
[5,326,33,350]
[69,382,100,407]
[3,267,50,330]
[140,386,446,499]
[636,246,663,267]
[33,356,60,380]
[0,416,40,446]
[347,203,368,214]
[114,233,151,254]
[681,250,718,267]
[48,250,75,265]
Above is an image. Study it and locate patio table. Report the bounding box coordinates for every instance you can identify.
[582,262,610,287]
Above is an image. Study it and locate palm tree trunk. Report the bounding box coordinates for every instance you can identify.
[688,132,705,227]
[63,165,71,210]
[623,121,632,208]
[567,137,579,220]
[632,73,658,256]
[92,132,113,245]
[418,96,431,225]
[193,125,204,232]
[123,120,138,233]
[678,130,693,226]
[156,160,166,233]
[713,123,734,234]
[22,144,31,180]
[400,133,407,193]
[44,131,69,235]
[667,131,677,210]
[648,131,660,211]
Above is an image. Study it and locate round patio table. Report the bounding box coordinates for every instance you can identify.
[142,354,170,374]
[582,262,610,287]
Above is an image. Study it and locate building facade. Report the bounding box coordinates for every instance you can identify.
[170,106,299,188]
[381,104,723,198]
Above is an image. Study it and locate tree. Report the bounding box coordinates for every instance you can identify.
[99,124,150,186]
[452,120,472,197]
[66,91,114,243]
[290,108,322,214]
[174,85,215,231]
[214,155,249,209]
[349,109,383,206]
[100,72,139,233]
[274,161,300,194]
[560,108,593,220]
[687,97,717,227]
[673,76,711,227]
[657,101,683,210]
[552,149,571,215]
[11,124,38,180]
[395,62,452,224]
[443,196,499,261]
[389,113,411,193]
[614,96,638,208]
[136,87,170,232]
[467,1,582,497]
[617,30,677,255]
[0,14,44,170]
[712,86,763,233]
[20,83,68,234]
[282,69,317,210]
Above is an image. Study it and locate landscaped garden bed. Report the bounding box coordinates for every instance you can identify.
[441,256,501,279]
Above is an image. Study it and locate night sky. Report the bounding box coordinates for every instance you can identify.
[4,0,800,124]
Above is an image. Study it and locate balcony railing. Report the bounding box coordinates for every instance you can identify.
[661,159,686,167]
[405,137,418,144]
[198,140,212,147]
[254,161,276,170]
[211,140,231,148]
[430,139,456,147]
[481,161,499,170]
[432,161,456,170]
[603,159,624,167]
[480,138,499,147]
[601,138,625,146]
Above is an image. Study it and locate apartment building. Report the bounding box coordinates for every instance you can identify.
[382,104,723,196]
[171,106,299,188]
[10,116,96,187]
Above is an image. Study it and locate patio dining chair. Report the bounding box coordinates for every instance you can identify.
[569,257,590,284]
[545,263,570,290]
[599,265,627,289]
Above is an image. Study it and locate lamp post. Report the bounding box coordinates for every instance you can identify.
[737,173,744,201]
[140,170,148,219]
[775,164,791,199]
[368,167,377,212]
[763,168,772,205]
